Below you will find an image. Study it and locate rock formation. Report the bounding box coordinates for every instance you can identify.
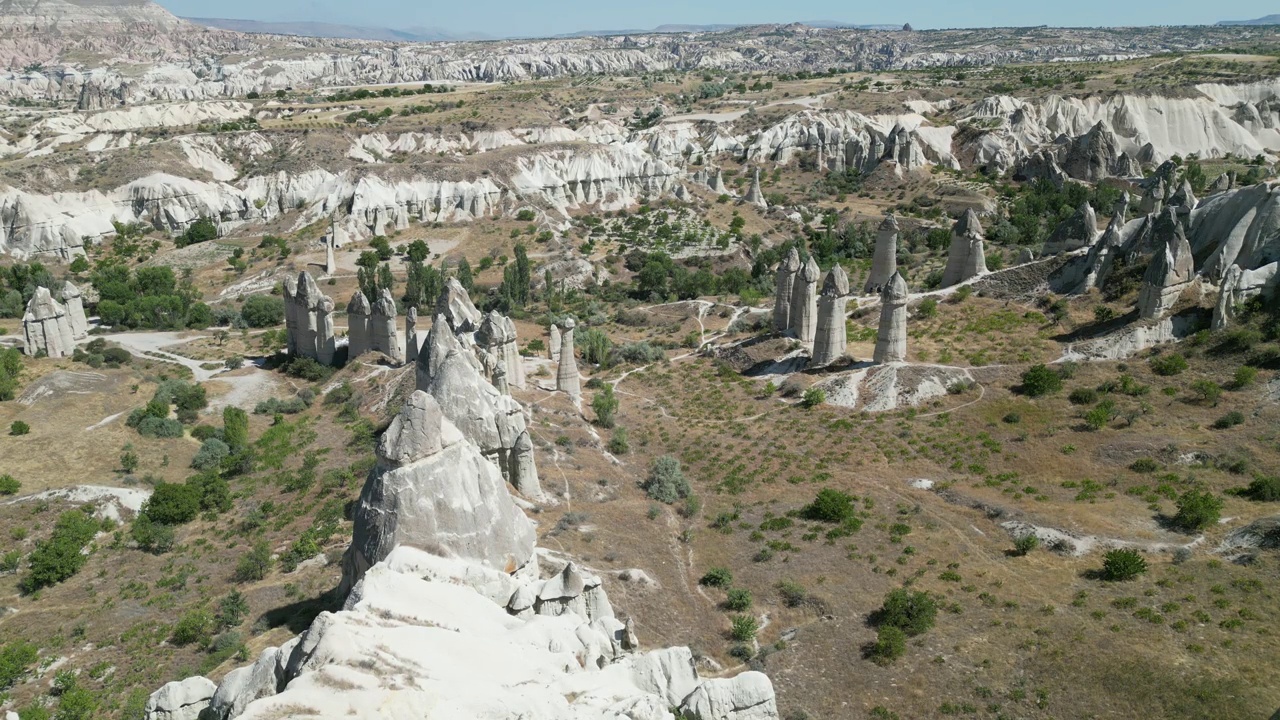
[1061,121,1140,182]
[873,272,909,364]
[788,255,821,343]
[59,280,88,339]
[345,291,371,359]
[476,310,526,392]
[284,272,336,366]
[743,167,767,208]
[369,289,404,364]
[22,286,75,358]
[549,323,561,359]
[1137,223,1195,320]
[709,168,727,194]
[1214,262,1280,329]
[1043,202,1099,256]
[144,676,217,720]
[556,318,581,404]
[405,307,420,364]
[773,247,801,332]
[1191,183,1280,282]
[940,210,988,288]
[417,315,543,500]
[811,265,851,367]
[435,277,482,333]
[1077,212,1127,293]
[865,215,898,294]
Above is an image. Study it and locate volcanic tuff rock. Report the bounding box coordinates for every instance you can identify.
[549,323,562,359]
[1214,262,1280,329]
[22,286,75,358]
[557,317,582,403]
[143,676,217,720]
[1061,121,1141,182]
[59,281,88,339]
[1044,202,1100,256]
[773,247,801,333]
[940,210,989,288]
[345,291,372,359]
[811,266,851,367]
[284,272,336,366]
[476,310,527,391]
[874,272,909,364]
[789,255,821,343]
[1190,182,1280,281]
[436,277,483,334]
[370,289,404,364]
[1138,223,1195,320]
[405,307,421,364]
[865,215,899,294]
[743,167,767,208]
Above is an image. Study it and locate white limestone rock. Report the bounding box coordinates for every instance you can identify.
[680,672,779,720]
[59,281,88,339]
[1062,121,1140,182]
[865,215,898,294]
[284,272,336,366]
[788,255,820,343]
[22,286,75,358]
[556,317,581,404]
[144,676,217,720]
[811,265,851,367]
[874,272,909,364]
[940,210,988,288]
[549,323,562,359]
[1137,222,1195,320]
[1213,262,1280,329]
[345,291,372,359]
[1043,202,1099,256]
[370,289,404,364]
[772,247,801,333]
[436,277,482,334]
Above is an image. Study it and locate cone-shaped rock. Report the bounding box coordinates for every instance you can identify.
[549,324,561,359]
[436,277,481,334]
[710,168,727,194]
[22,286,75,358]
[873,272,909,364]
[865,215,899,294]
[371,289,404,364]
[743,167,767,208]
[941,210,989,287]
[789,255,821,343]
[1043,202,1099,256]
[773,247,801,332]
[60,281,88,339]
[405,307,420,364]
[556,318,581,404]
[812,266,851,367]
[346,291,372,359]
[1138,223,1195,320]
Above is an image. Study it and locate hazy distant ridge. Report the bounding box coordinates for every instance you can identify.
[1217,14,1280,26]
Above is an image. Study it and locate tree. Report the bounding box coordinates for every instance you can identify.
[643,455,690,504]
[1149,353,1188,376]
[456,258,474,291]
[223,406,249,451]
[800,388,826,408]
[1171,490,1223,532]
[1101,548,1147,581]
[801,488,856,523]
[1238,475,1280,502]
[9,421,29,436]
[235,540,272,582]
[369,236,393,261]
[874,588,937,636]
[119,448,139,473]
[405,239,430,263]
[729,615,758,642]
[1019,365,1062,396]
[577,328,612,365]
[0,475,19,495]
[22,510,100,592]
[142,483,200,525]
[591,384,619,428]
[176,217,218,248]
[191,438,231,471]
[170,608,213,647]
[217,590,249,630]
[241,295,284,328]
[0,640,38,691]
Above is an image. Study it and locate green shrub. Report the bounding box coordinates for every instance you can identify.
[281,357,333,382]
[241,295,285,328]
[1212,411,1245,429]
[1238,475,1280,502]
[138,417,184,438]
[21,510,100,592]
[217,590,249,630]
[143,483,201,525]
[1130,458,1158,473]
[130,514,175,554]
[170,608,214,647]
[699,567,733,588]
[222,407,249,450]
[868,624,907,665]
[777,581,808,608]
[1083,402,1115,431]
[1189,380,1222,405]
[800,388,826,408]
[0,640,38,690]
[1171,490,1223,532]
[1230,366,1258,389]
[1013,534,1039,556]
[1149,353,1188,376]
[917,298,938,318]
[607,427,630,455]
[801,488,856,523]
[874,588,937,636]
[9,420,29,436]
[0,474,19,495]
[234,540,272,582]
[191,438,231,471]
[725,588,752,612]
[729,615,758,642]
[1068,388,1098,405]
[1019,365,1062,396]
[591,384,619,428]
[643,455,690,504]
[1101,548,1148,581]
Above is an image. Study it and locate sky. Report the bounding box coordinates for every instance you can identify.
[155,0,1280,38]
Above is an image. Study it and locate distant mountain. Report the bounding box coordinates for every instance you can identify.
[1217,14,1280,25]
[0,0,183,29]
[182,17,489,42]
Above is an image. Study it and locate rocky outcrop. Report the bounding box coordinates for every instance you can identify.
[1013,148,1067,186]
[940,210,988,287]
[475,310,526,392]
[59,281,88,339]
[1213,262,1280,329]
[405,307,421,364]
[417,315,543,500]
[874,272,909,364]
[1191,183,1280,282]
[1138,222,1195,320]
[743,167,767,208]
[811,265,851,367]
[549,323,561,359]
[144,676,217,720]
[22,286,75,358]
[1043,202,1099,256]
[1061,121,1140,182]
[1076,212,1128,293]
[345,291,371,359]
[773,248,801,333]
[283,272,336,366]
[788,255,821,343]
[436,277,482,334]
[556,318,581,404]
[370,289,404,364]
[340,391,537,594]
[865,215,899,294]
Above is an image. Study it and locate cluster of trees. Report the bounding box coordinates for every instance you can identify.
[0,348,21,402]
[326,84,453,103]
[91,264,211,330]
[126,379,208,437]
[998,179,1124,247]
[0,262,56,318]
[20,507,105,593]
[174,217,218,248]
[627,250,758,302]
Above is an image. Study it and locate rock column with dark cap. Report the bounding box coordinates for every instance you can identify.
[773,247,801,333]
[865,215,899,294]
[556,318,581,404]
[812,265,851,367]
[874,271,909,364]
[789,255,821,343]
[346,291,372,359]
[941,209,989,288]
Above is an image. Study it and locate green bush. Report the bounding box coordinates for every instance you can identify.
[130,514,175,554]
[0,640,38,690]
[143,483,201,525]
[777,580,808,608]
[223,406,249,450]
[1238,475,1280,502]
[800,388,826,408]
[868,625,907,665]
[801,488,856,523]
[241,295,285,328]
[1171,490,1223,532]
[917,297,938,318]
[874,588,937,636]
[699,567,733,587]
[1189,380,1222,405]
[9,420,29,436]
[1019,365,1062,396]
[1212,411,1245,429]
[1068,388,1098,405]
[591,384,619,428]
[282,357,333,382]
[607,427,630,455]
[176,217,218,247]
[217,590,249,630]
[643,455,690,504]
[170,608,214,647]
[1013,534,1039,556]
[21,510,100,592]
[235,540,272,582]
[0,474,19,495]
[1230,366,1258,389]
[1129,458,1158,473]
[138,417,184,438]
[729,615,758,642]
[191,438,231,471]
[1149,353,1188,376]
[1101,548,1148,581]
[725,588,752,611]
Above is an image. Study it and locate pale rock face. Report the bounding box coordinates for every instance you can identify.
[284,271,336,366]
[940,210,989,287]
[788,255,821,343]
[1191,182,1280,281]
[1061,121,1140,182]
[22,286,75,357]
[59,280,88,339]
[1076,212,1128,293]
[773,247,801,332]
[341,391,537,595]
[549,323,562,359]
[1043,202,1099,255]
[370,289,404,364]
[436,277,482,334]
[1013,148,1067,186]
[865,215,899,294]
[405,307,420,364]
[345,291,372,359]
[743,167,767,208]
[475,310,526,391]
[681,673,780,720]
[1214,262,1280,329]
[143,676,217,720]
[812,266,851,367]
[874,272,909,364]
[417,316,543,500]
[1138,223,1195,320]
[557,318,581,403]
[710,168,728,194]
